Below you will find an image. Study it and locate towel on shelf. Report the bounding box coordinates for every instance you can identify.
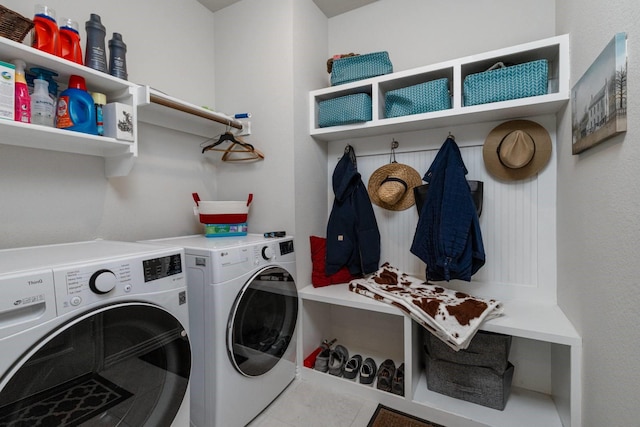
[349,263,503,351]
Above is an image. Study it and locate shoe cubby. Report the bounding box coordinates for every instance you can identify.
[309,34,569,143]
[300,298,404,389]
[299,284,582,427]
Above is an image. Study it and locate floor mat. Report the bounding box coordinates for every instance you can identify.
[367,404,446,427]
[0,373,133,426]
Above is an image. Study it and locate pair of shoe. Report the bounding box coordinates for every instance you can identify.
[341,354,377,385]
[314,343,350,377]
[376,359,404,396]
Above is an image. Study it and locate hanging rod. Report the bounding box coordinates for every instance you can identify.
[149,89,243,130]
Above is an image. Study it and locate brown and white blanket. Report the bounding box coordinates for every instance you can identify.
[349,263,503,351]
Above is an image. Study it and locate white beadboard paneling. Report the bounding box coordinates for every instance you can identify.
[326,116,557,303]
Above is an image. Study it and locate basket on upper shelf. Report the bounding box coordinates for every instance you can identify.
[0,6,34,43]
[463,59,549,106]
[330,51,393,86]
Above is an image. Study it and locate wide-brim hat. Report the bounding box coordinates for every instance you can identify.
[368,163,422,211]
[483,119,552,181]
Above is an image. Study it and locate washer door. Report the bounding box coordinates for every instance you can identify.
[228,266,298,377]
[0,303,190,427]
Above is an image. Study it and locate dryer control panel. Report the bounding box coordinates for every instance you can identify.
[209,238,295,284]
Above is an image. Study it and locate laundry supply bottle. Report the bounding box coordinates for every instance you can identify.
[31,5,61,56]
[91,92,106,136]
[56,75,97,134]
[31,67,59,101]
[108,33,128,80]
[84,14,108,73]
[30,71,55,127]
[12,60,30,124]
[59,18,83,64]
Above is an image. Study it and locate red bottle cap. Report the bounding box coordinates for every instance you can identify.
[68,75,87,90]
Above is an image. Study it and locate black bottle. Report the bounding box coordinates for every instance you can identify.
[84,14,108,73]
[108,32,128,80]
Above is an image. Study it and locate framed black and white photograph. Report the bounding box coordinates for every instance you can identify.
[571,32,627,154]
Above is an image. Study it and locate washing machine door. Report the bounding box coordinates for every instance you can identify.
[228,266,298,377]
[0,303,191,427]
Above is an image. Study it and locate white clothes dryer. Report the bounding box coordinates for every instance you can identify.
[145,234,298,427]
[0,240,191,427]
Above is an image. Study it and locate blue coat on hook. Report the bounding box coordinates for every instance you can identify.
[411,137,485,281]
[326,145,381,276]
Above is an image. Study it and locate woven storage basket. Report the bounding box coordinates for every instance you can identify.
[463,59,548,106]
[425,330,511,374]
[318,93,372,128]
[426,356,514,410]
[0,6,34,43]
[330,51,393,86]
[385,78,451,118]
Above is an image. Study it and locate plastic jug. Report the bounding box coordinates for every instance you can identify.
[84,14,108,73]
[31,5,61,56]
[56,75,97,135]
[59,18,83,64]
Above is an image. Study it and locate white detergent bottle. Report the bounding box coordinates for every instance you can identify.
[31,71,55,127]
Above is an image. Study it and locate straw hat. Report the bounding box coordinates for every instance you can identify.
[483,120,552,181]
[368,163,422,211]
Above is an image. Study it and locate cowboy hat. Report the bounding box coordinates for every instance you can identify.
[368,163,422,211]
[483,120,552,181]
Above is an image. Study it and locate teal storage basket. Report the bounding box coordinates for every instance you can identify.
[318,93,372,127]
[331,51,393,86]
[463,59,548,106]
[385,78,451,118]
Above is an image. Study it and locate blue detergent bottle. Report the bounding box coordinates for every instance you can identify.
[56,75,97,134]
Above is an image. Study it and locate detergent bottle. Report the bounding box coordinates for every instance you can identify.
[12,60,30,124]
[56,75,97,134]
[108,33,128,80]
[31,70,56,127]
[31,5,61,56]
[59,18,83,64]
[84,14,108,73]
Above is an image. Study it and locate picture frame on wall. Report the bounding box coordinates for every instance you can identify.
[571,32,627,154]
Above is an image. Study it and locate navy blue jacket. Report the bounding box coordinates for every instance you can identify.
[410,138,485,281]
[326,146,381,276]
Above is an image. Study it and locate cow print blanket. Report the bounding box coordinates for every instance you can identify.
[349,263,503,351]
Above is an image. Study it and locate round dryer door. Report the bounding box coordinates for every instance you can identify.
[228,266,298,377]
[0,303,191,427]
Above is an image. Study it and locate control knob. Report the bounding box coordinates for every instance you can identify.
[261,246,274,260]
[89,269,117,294]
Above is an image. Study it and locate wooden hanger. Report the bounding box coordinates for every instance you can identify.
[201,131,264,162]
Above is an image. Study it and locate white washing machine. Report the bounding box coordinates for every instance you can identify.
[145,234,298,427]
[0,240,191,427]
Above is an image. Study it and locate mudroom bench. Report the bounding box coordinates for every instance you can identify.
[299,283,581,427]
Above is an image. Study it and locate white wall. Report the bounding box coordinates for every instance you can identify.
[0,0,222,249]
[556,2,640,426]
[214,0,329,284]
[213,0,296,234]
[328,0,556,74]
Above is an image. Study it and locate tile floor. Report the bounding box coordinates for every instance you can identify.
[248,378,379,427]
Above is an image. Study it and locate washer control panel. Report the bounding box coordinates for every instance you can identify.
[53,251,184,315]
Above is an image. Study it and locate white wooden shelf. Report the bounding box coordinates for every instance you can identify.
[309,34,569,142]
[137,86,243,138]
[0,37,138,177]
[299,283,579,346]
